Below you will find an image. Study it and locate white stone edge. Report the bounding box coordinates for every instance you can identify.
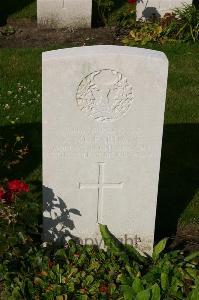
[42,45,168,65]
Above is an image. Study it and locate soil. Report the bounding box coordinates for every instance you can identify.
[0,18,124,48]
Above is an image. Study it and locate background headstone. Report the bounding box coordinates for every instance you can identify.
[42,46,168,254]
[37,0,92,28]
[136,0,193,20]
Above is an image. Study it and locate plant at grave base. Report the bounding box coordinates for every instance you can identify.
[93,0,114,25]
[122,21,165,45]
[113,5,136,29]
[0,224,198,299]
[93,0,137,27]
[123,4,199,45]
[99,224,199,299]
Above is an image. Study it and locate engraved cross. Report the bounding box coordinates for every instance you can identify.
[79,163,124,223]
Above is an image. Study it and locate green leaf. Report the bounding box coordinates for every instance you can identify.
[10,287,21,299]
[67,282,75,293]
[151,284,160,300]
[185,251,199,262]
[34,277,45,288]
[55,249,67,258]
[161,272,168,291]
[125,244,147,265]
[99,224,125,252]
[109,283,116,295]
[56,295,68,300]
[185,268,198,280]
[122,285,135,300]
[132,277,143,294]
[135,289,151,300]
[76,296,88,300]
[118,275,133,285]
[189,288,199,300]
[99,224,146,265]
[88,280,100,294]
[85,275,94,286]
[152,238,168,262]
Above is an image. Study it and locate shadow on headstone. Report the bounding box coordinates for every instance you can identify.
[43,186,81,244]
[155,124,199,241]
[142,7,161,20]
[0,0,34,26]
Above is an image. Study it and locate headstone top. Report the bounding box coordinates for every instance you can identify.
[43,45,168,63]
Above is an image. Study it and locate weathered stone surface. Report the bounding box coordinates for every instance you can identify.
[42,46,168,254]
[136,0,193,20]
[37,0,92,28]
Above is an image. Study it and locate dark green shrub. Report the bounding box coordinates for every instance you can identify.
[93,0,136,27]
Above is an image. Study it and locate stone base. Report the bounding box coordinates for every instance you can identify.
[37,0,92,28]
[136,0,193,20]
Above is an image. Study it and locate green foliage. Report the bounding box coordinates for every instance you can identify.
[122,22,165,46]
[152,238,168,262]
[93,0,136,26]
[123,4,199,45]
[93,0,115,25]
[173,4,199,42]
[100,225,199,300]
[1,221,198,299]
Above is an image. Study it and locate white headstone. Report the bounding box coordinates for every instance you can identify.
[136,0,193,20]
[37,0,92,28]
[42,46,168,254]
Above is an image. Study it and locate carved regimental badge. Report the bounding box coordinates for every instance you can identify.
[76,69,134,122]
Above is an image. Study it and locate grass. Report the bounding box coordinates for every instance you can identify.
[0,0,36,20]
[0,42,199,241]
[10,1,36,20]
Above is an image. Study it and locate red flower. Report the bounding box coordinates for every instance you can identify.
[99,285,108,294]
[0,188,5,202]
[7,179,29,193]
[128,0,137,3]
